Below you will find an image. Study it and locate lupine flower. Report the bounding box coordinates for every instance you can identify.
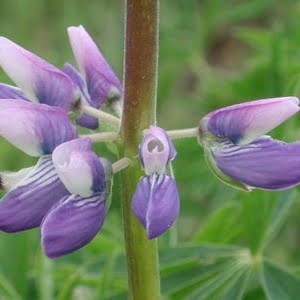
[198,97,300,191]
[42,138,112,258]
[0,37,76,110]
[66,25,123,129]
[0,100,76,232]
[0,100,112,258]
[0,25,122,129]
[132,126,180,239]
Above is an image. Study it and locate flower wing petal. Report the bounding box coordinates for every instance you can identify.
[212,136,300,190]
[0,156,69,232]
[41,192,106,258]
[132,174,180,239]
[0,83,28,100]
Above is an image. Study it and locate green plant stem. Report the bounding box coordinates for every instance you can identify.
[167,127,198,139]
[120,0,161,299]
[80,105,121,127]
[80,132,119,142]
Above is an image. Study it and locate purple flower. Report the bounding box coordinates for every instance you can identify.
[0,100,76,232]
[198,96,300,191]
[0,37,76,111]
[42,138,112,258]
[0,26,122,129]
[132,126,180,239]
[0,100,112,258]
[65,25,123,129]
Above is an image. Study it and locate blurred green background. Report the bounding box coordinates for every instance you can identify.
[1,0,300,299]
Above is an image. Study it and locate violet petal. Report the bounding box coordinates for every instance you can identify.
[68,25,122,107]
[52,138,108,197]
[0,83,28,100]
[132,174,180,239]
[140,126,177,175]
[41,192,106,258]
[0,100,76,156]
[200,97,299,145]
[0,37,76,110]
[0,156,69,232]
[212,136,300,190]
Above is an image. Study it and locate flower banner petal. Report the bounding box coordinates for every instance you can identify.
[200,97,299,145]
[211,136,300,190]
[0,156,69,232]
[132,174,180,239]
[140,126,177,175]
[0,37,76,110]
[41,192,106,258]
[68,25,122,107]
[0,100,76,156]
[52,138,108,197]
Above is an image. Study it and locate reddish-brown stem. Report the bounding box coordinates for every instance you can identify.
[119,0,161,299]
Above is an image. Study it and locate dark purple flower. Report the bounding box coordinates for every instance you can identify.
[198,96,300,191]
[66,25,123,129]
[132,126,180,239]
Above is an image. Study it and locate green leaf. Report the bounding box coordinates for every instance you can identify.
[159,245,251,299]
[263,190,297,248]
[0,271,22,300]
[234,28,271,49]
[240,190,296,254]
[193,201,242,244]
[261,259,300,300]
[181,260,249,300]
[219,268,252,300]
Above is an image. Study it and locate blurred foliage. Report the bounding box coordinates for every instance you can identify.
[0,0,300,299]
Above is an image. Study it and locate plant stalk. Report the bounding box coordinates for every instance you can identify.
[120,0,161,299]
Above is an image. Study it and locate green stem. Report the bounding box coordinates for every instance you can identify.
[80,105,121,128]
[120,1,161,299]
[80,132,119,142]
[167,127,198,139]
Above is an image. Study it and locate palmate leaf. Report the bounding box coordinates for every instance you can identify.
[159,244,251,299]
[261,259,300,300]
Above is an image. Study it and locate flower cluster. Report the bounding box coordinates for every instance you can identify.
[1,24,300,259]
[0,25,120,258]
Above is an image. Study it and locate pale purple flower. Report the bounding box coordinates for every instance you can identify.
[42,138,112,258]
[199,96,300,191]
[65,25,123,129]
[0,26,122,129]
[132,126,180,239]
[0,100,76,232]
[0,101,112,258]
[0,37,76,111]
